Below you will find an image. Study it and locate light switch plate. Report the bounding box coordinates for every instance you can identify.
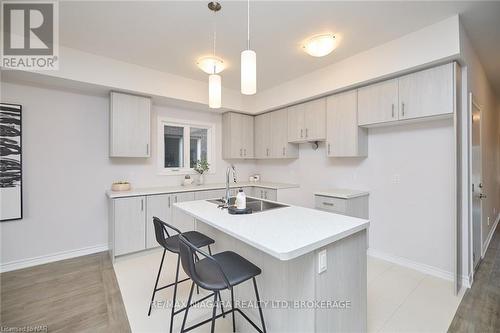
[318,249,327,274]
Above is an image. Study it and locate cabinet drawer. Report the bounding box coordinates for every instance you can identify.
[314,195,347,214]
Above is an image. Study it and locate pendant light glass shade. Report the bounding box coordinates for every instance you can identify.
[241,49,256,95]
[208,74,221,109]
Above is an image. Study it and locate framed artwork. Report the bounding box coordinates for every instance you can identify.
[1,103,22,221]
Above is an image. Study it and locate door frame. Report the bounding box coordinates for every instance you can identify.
[469,93,484,282]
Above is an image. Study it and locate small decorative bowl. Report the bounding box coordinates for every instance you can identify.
[183,178,194,186]
[111,182,131,191]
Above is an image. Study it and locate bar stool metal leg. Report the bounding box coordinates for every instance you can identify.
[148,248,166,316]
[181,282,195,333]
[230,288,236,332]
[253,277,267,333]
[169,255,181,333]
[211,291,218,333]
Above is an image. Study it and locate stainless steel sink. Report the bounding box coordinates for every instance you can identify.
[206,197,288,213]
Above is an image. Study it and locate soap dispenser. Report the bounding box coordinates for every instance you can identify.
[235,188,246,209]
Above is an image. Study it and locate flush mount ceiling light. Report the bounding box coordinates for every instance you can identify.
[197,56,225,74]
[241,0,256,95]
[303,34,337,57]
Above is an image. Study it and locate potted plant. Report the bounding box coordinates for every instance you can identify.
[194,159,210,185]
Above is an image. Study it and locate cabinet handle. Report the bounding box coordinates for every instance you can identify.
[401,102,405,117]
[328,143,331,155]
[240,148,243,157]
[174,195,178,203]
[391,104,395,118]
[146,143,149,155]
[305,128,308,138]
[300,129,303,138]
[322,202,334,206]
[244,149,247,156]
[266,148,269,156]
[168,196,171,208]
[141,198,144,211]
[282,147,286,156]
[260,190,263,198]
[265,192,268,199]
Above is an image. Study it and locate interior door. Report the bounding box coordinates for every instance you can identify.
[471,99,483,271]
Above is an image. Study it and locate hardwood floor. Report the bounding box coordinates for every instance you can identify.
[0,252,130,332]
[449,222,500,332]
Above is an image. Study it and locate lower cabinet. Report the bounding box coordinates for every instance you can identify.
[111,187,261,257]
[145,192,195,249]
[253,187,277,201]
[314,194,369,219]
[113,196,146,256]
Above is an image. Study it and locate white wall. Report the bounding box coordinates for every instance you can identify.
[460,26,500,261]
[0,82,256,267]
[256,119,456,275]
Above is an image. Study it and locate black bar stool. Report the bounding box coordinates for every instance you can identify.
[178,234,267,333]
[148,217,216,333]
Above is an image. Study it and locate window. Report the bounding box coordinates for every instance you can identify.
[158,118,214,174]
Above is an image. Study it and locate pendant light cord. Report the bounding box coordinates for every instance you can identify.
[247,0,250,50]
[212,8,217,74]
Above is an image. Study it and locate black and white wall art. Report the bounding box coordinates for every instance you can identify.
[1,103,22,221]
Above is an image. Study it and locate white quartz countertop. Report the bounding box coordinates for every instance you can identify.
[314,188,370,199]
[106,182,299,199]
[174,199,369,261]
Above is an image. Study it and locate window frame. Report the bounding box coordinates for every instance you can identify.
[157,117,215,175]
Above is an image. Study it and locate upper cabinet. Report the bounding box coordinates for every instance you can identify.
[357,79,399,126]
[326,90,367,157]
[398,63,454,120]
[254,112,272,158]
[358,63,455,127]
[109,92,151,157]
[254,109,299,159]
[222,112,254,159]
[287,98,326,142]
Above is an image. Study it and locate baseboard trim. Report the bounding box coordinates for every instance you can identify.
[368,248,470,288]
[0,244,109,273]
[481,213,500,258]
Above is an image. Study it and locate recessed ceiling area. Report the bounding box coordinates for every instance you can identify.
[59,1,500,94]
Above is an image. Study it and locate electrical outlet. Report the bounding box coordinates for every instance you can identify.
[391,174,401,184]
[318,249,327,274]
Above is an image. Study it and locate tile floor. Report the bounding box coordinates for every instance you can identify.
[114,249,465,333]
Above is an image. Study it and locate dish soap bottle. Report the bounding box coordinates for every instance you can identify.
[235,188,246,210]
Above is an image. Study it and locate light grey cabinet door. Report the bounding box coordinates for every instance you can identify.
[304,98,326,141]
[254,187,277,201]
[287,104,305,142]
[357,79,399,126]
[242,115,255,158]
[109,92,151,157]
[146,194,172,249]
[271,109,299,158]
[398,63,454,120]
[326,90,367,157]
[114,196,146,255]
[255,113,272,158]
[171,192,195,232]
[223,112,254,159]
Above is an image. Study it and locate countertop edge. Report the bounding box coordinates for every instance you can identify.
[314,191,370,199]
[106,182,300,198]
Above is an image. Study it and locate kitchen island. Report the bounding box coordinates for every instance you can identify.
[174,198,369,333]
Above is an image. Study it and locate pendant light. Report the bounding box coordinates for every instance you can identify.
[241,0,256,95]
[208,2,222,108]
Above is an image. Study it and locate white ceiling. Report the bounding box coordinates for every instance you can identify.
[59,1,500,94]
